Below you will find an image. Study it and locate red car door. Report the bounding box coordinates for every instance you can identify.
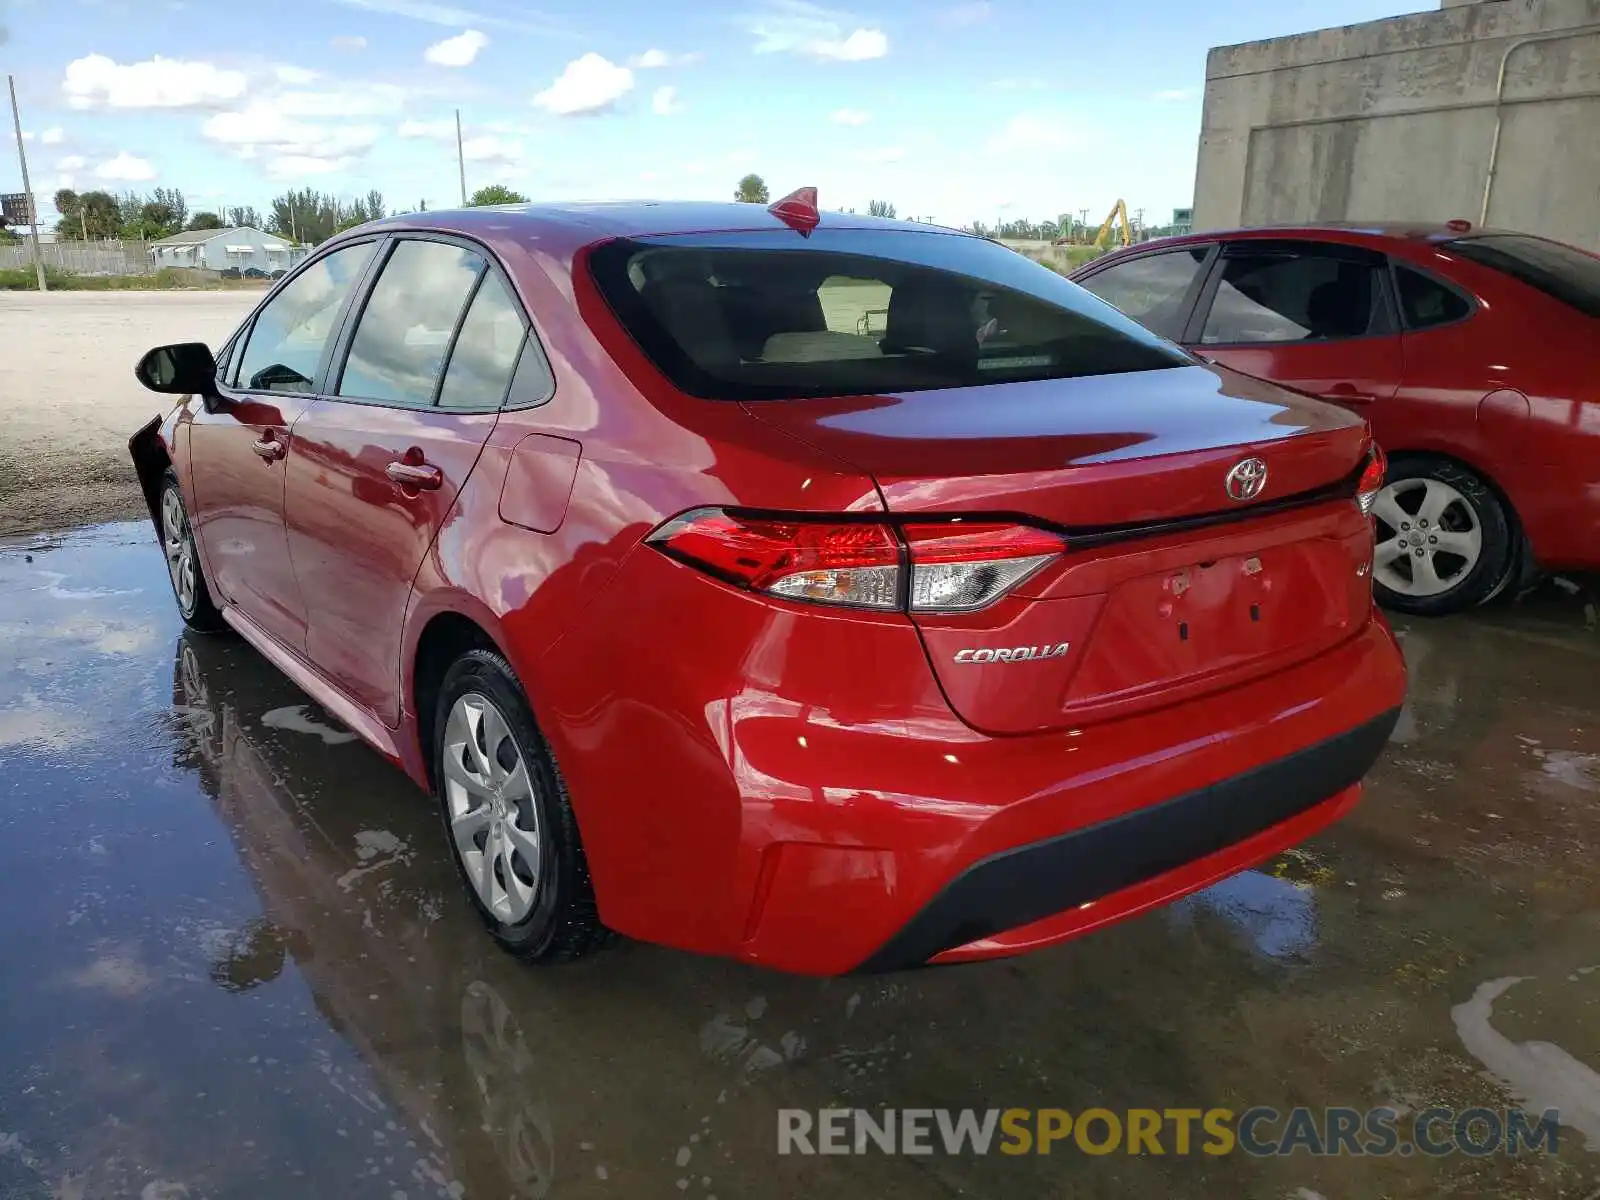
[189,241,379,651]
[1188,240,1402,412]
[284,237,532,726]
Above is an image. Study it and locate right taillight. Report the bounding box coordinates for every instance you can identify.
[1356,443,1387,516]
[646,509,1064,613]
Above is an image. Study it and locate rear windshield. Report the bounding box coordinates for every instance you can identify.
[1445,234,1600,317]
[588,229,1189,401]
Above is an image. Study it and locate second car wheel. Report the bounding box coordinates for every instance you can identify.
[1370,456,1514,616]
[433,648,611,964]
[160,470,227,632]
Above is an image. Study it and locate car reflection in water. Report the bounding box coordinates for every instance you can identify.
[170,633,555,1199]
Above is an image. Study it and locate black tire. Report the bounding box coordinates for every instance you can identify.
[160,470,227,632]
[1371,456,1514,617]
[433,649,610,964]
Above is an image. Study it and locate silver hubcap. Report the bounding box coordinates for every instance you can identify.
[1371,477,1483,597]
[443,693,541,925]
[162,488,198,614]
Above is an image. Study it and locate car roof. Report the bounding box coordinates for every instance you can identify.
[358,200,966,261]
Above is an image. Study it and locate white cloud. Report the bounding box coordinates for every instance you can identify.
[40,127,65,145]
[331,35,368,52]
[629,48,699,69]
[330,0,567,35]
[461,134,524,167]
[56,155,87,170]
[275,84,410,118]
[939,1,991,24]
[831,107,869,125]
[267,154,351,177]
[986,113,1099,157]
[399,117,456,138]
[652,85,683,116]
[94,153,157,182]
[1152,87,1198,102]
[275,65,319,85]
[62,54,247,111]
[745,2,888,61]
[203,101,380,175]
[810,27,886,59]
[533,53,633,116]
[425,29,489,67]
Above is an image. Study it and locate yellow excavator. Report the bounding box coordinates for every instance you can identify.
[1054,199,1132,249]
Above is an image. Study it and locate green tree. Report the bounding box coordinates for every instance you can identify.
[467,184,528,207]
[54,189,121,240]
[152,187,188,232]
[186,211,224,231]
[733,173,769,204]
[226,205,263,230]
[867,199,897,219]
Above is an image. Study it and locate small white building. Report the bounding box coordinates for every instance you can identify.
[149,226,307,274]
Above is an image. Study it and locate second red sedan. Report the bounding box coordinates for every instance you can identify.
[1074,223,1600,615]
[128,194,1406,975]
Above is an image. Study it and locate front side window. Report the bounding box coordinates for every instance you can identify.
[1394,265,1472,329]
[1201,251,1387,345]
[1444,234,1600,318]
[1077,247,1210,340]
[233,242,375,392]
[337,240,485,407]
[588,229,1188,401]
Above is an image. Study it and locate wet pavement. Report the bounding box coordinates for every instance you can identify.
[3,521,1600,1199]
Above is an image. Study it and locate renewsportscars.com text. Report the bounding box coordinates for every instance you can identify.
[777,1106,1561,1158]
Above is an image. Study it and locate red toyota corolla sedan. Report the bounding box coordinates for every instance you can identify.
[1072,223,1600,615]
[128,194,1407,976]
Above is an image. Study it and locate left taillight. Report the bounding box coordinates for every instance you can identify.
[646,509,1065,613]
[1356,442,1387,516]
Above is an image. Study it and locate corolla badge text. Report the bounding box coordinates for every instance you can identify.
[953,643,1070,664]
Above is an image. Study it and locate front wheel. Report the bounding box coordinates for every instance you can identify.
[433,649,610,964]
[160,471,226,632]
[1370,457,1514,616]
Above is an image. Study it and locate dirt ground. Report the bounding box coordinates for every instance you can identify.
[0,290,258,536]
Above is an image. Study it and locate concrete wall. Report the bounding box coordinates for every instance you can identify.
[1194,0,1600,249]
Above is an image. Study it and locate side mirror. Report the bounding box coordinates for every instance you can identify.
[135,342,219,397]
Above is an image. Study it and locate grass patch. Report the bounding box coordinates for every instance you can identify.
[0,266,268,291]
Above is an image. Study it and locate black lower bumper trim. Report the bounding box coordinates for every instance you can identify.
[855,706,1401,973]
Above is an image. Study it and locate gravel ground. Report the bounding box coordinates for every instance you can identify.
[0,290,259,536]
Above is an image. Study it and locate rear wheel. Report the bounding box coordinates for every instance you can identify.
[433,649,610,964]
[160,471,226,631]
[1371,457,1513,616]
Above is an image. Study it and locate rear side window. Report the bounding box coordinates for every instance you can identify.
[234,242,375,392]
[1202,251,1388,344]
[437,272,529,409]
[587,229,1188,401]
[1393,265,1472,329]
[1445,234,1600,318]
[1077,247,1209,340]
[337,240,485,407]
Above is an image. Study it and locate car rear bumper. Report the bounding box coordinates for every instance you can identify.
[857,707,1396,972]
[728,615,1406,975]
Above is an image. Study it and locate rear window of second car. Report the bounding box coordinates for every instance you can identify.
[1444,234,1600,318]
[587,229,1189,401]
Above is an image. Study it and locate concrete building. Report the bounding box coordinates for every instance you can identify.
[1194,0,1600,249]
[149,226,306,273]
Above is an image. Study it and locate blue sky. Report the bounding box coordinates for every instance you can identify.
[2,0,1423,229]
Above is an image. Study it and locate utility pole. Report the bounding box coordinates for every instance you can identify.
[455,108,467,206]
[7,74,47,293]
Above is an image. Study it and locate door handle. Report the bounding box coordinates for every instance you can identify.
[251,434,286,461]
[386,460,443,490]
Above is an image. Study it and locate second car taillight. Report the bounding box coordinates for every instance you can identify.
[1356,443,1387,516]
[647,509,1065,613]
